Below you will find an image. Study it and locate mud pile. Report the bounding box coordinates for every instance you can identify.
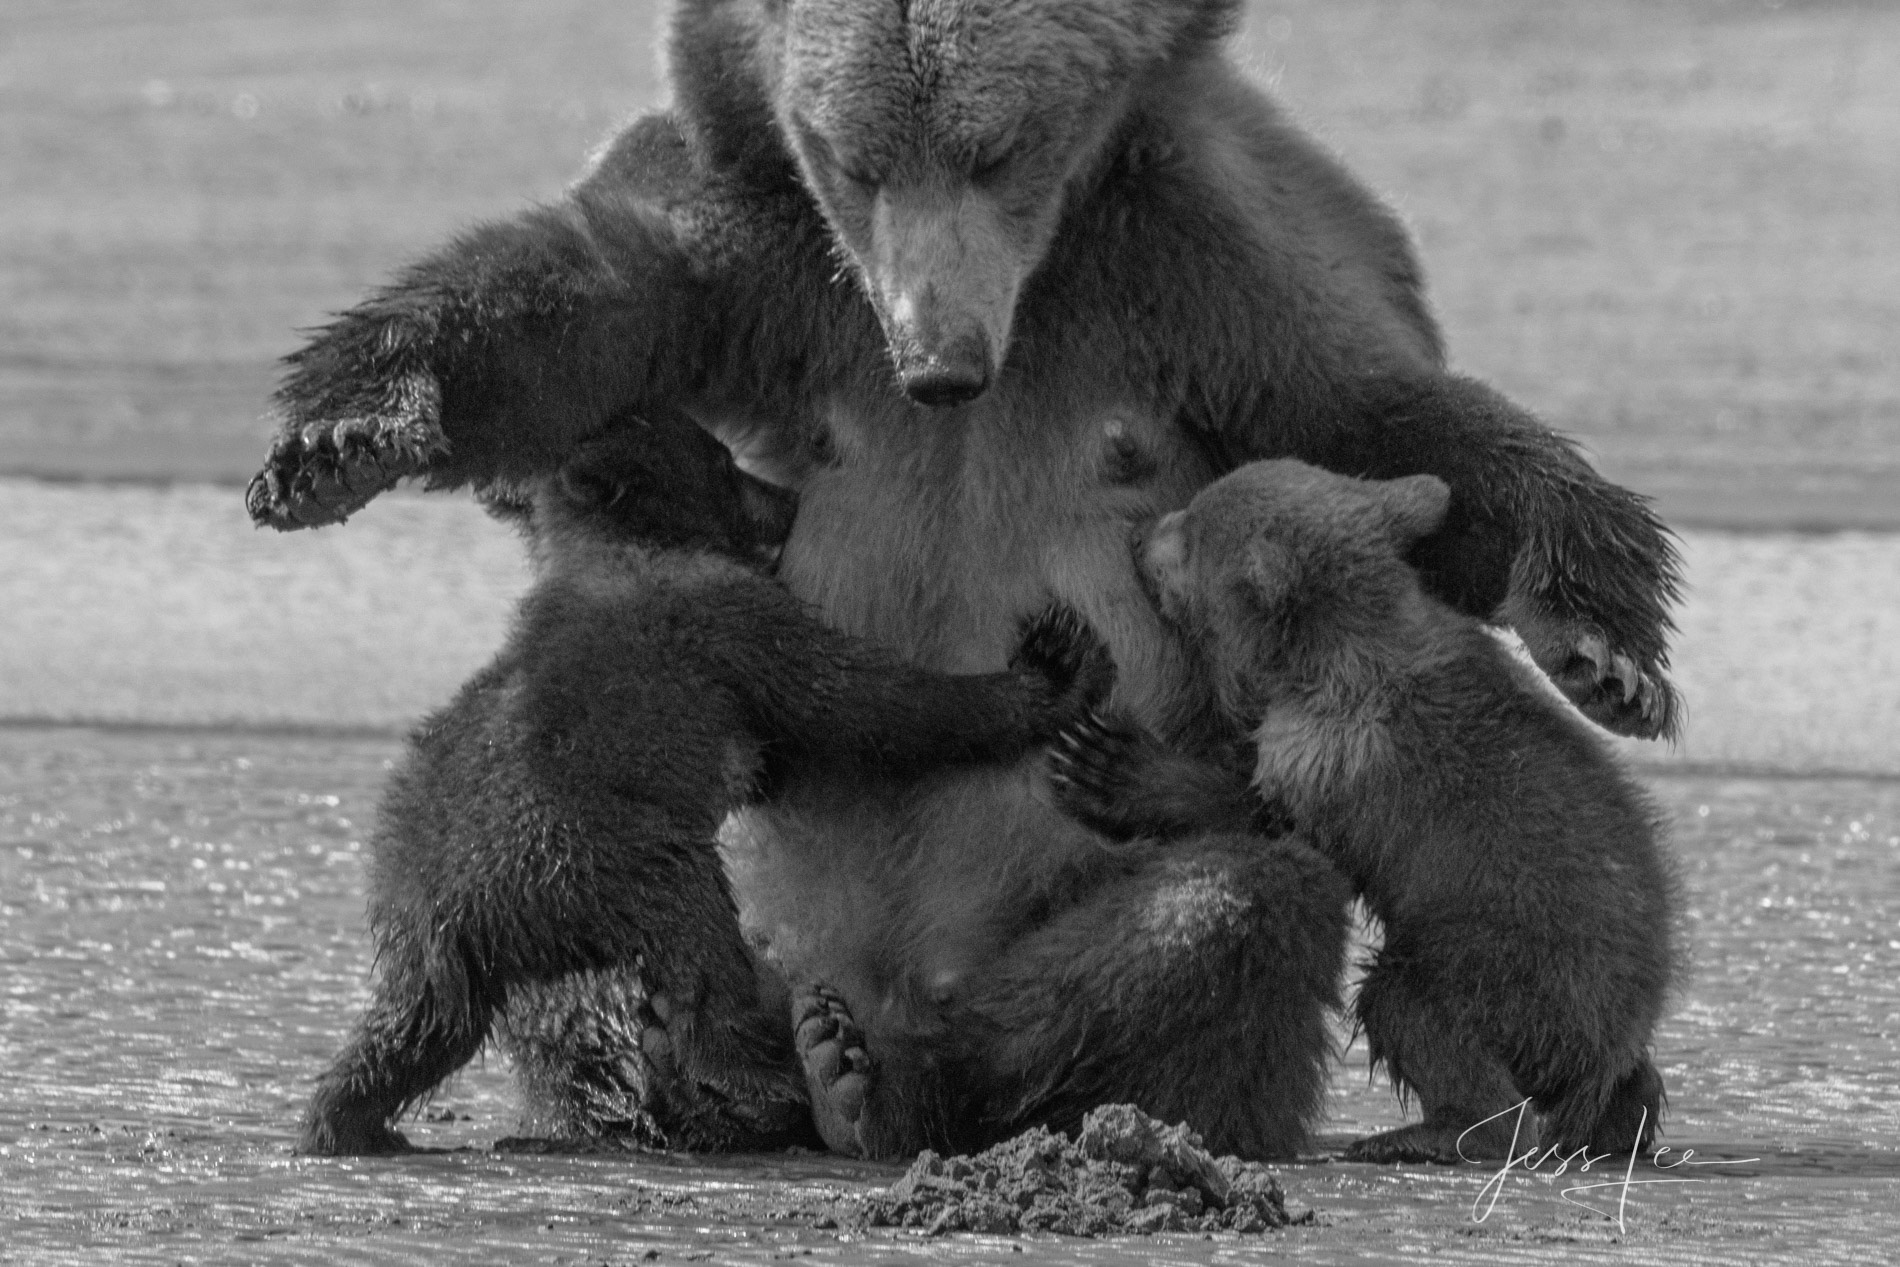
[862,1104,1296,1236]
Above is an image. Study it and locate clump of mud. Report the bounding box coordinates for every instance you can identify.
[863,1104,1296,1236]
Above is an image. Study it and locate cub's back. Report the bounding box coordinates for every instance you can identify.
[1366,616,1674,938]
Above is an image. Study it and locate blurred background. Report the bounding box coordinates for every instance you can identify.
[2,0,1896,757]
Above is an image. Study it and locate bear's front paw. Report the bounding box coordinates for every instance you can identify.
[246,370,448,530]
[1515,617,1681,740]
[1047,708,1151,840]
[1011,603,1117,723]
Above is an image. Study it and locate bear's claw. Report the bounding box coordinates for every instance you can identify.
[1046,708,1147,839]
[1548,631,1679,740]
[1510,617,1681,741]
[247,371,448,530]
[1011,604,1118,727]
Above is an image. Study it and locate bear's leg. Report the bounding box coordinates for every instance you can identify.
[493,966,669,1151]
[248,197,714,530]
[757,603,1113,785]
[957,832,1353,1160]
[298,954,492,1156]
[1349,953,1527,1163]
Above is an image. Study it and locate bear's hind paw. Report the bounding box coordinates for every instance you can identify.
[792,984,874,1158]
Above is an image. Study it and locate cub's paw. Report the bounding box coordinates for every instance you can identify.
[792,984,873,1159]
[1509,614,1681,741]
[1011,603,1117,723]
[1558,1059,1666,1158]
[1343,1119,1519,1166]
[1046,708,1149,840]
[295,1110,414,1157]
[247,369,448,530]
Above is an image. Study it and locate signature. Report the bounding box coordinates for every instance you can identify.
[1463,1100,1760,1231]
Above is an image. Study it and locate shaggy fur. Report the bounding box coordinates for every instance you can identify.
[1054,459,1682,1162]
[253,0,1680,1159]
[298,415,1108,1155]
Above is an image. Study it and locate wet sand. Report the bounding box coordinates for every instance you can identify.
[2,729,1897,1264]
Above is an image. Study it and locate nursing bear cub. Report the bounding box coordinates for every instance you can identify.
[256,0,1686,1159]
[1054,460,1681,1163]
[300,414,1111,1156]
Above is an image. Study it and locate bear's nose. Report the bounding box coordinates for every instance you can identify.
[898,330,992,407]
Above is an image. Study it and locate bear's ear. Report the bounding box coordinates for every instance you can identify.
[1379,474,1451,546]
[1237,537,1298,611]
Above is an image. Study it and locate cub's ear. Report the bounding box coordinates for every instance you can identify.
[1236,537,1298,611]
[1379,474,1451,546]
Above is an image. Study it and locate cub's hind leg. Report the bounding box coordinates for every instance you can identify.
[498,963,814,1154]
[965,832,1352,1160]
[493,966,667,1151]
[1349,947,1527,1163]
[299,949,493,1155]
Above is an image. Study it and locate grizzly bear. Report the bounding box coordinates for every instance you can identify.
[299,413,1111,1156]
[1052,459,1682,1163]
[250,0,1681,1158]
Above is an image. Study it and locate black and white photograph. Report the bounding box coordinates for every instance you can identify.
[2,1,1895,1262]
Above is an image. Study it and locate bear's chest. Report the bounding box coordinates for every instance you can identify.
[776,396,1219,732]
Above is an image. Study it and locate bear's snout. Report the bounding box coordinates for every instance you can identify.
[895,323,992,407]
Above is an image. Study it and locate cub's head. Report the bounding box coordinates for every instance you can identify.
[688,0,1240,407]
[493,413,797,568]
[1139,460,1450,706]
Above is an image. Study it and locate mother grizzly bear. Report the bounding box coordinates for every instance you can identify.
[254,0,1680,1160]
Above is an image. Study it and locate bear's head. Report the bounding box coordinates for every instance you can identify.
[500,411,797,568]
[1138,459,1451,709]
[674,0,1240,408]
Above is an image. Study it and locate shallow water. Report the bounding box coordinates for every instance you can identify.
[6,478,1900,772]
[3,727,1898,1264]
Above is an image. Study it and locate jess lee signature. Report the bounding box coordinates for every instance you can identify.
[1462,1101,1760,1231]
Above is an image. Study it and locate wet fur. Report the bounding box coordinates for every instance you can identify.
[258,0,1681,1159]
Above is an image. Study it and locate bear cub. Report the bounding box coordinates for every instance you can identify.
[300,411,1109,1156]
[1053,459,1681,1163]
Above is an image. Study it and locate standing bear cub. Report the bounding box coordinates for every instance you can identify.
[254,0,1684,1159]
[300,411,1109,1156]
[1054,460,1682,1163]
